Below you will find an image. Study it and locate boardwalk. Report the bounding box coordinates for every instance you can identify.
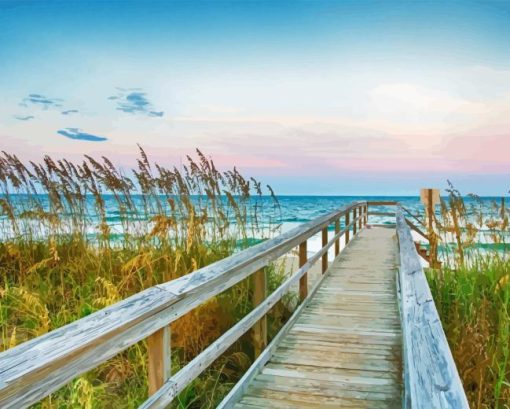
[229,227,403,408]
[0,202,469,409]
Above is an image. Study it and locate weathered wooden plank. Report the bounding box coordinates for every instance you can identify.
[251,373,399,399]
[243,388,394,408]
[396,208,469,409]
[270,351,400,373]
[249,376,397,401]
[261,366,400,389]
[264,362,400,381]
[278,339,399,355]
[240,394,368,409]
[273,346,401,366]
[286,329,402,347]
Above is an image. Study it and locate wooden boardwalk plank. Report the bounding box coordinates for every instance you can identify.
[222,226,403,408]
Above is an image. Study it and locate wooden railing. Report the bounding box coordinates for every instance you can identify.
[0,201,368,408]
[396,206,468,408]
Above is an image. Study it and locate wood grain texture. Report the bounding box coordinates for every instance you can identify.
[321,228,328,274]
[0,202,367,408]
[299,241,308,301]
[396,208,469,409]
[345,212,350,244]
[252,269,268,357]
[221,227,403,408]
[334,219,340,256]
[147,326,171,395]
[366,201,399,206]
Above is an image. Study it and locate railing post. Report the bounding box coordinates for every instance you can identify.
[358,206,363,230]
[334,219,340,256]
[148,326,171,396]
[322,227,328,273]
[353,208,357,235]
[423,188,440,268]
[345,211,350,245]
[365,204,369,225]
[252,268,267,357]
[299,241,308,301]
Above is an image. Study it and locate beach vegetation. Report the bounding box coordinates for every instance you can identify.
[0,148,289,408]
[427,185,510,408]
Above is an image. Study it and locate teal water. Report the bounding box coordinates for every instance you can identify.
[1,194,506,244]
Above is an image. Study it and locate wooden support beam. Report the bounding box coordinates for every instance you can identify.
[421,188,440,268]
[321,228,328,273]
[365,204,368,225]
[353,208,357,235]
[345,211,350,244]
[299,241,308,301]
[358,206,363,230]
[252,268,267,357]
[147,326,171,396]
[334,219,340,256]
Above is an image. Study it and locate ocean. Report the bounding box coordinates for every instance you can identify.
[1,195,506,256]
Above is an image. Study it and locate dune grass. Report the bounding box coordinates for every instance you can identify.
[426,185,510,408]
[0,148,292,408]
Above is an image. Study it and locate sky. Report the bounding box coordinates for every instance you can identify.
[1,0,510,195]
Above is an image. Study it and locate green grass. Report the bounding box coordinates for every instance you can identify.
[427,259,510,408]
[426,185,510,408]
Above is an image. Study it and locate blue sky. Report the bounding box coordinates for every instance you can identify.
[1,1,510,195]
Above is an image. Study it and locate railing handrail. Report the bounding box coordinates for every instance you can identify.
[0,201,367,408]
[395,207,468,408]
[402,205,426,228]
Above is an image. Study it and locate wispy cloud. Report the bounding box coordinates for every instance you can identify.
[57,128,107,142]
[61,109,79,115]
[20,93,63,109]
[14,115,34,121]
[108,88,164,118]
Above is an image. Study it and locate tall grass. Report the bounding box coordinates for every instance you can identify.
[426,184,510,408]
[0,147,290,408]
